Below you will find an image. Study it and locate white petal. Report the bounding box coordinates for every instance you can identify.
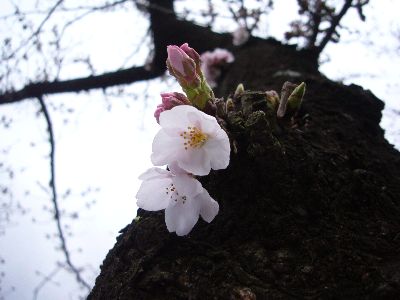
[205,134,230,170]
[154,104,230,176]
[178,148,211,176]
[197,189,219,223]
[151,129,184,166]
[138,167,170,181]
[159,105,194,129]
[168,161,187,175]
[136,177,172,211]
[187,109,219,134]
[172,174,203,198]
[165,196,201,236]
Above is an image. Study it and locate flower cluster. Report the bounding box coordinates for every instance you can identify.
[200,48,235,88]
[136,44,231,236]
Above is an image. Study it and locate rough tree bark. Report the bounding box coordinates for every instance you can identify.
[88,37,400,299]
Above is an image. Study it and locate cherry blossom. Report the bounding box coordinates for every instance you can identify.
[151,105,230,176]
[200,48,235,87]
[134,44,231,236]
[136,164,219,236]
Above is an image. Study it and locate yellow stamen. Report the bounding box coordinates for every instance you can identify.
[181,126,208,150]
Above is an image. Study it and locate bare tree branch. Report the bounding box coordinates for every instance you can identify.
[37,95,90,291]
[6,0,64,60]
[316,0,352,54]
[1,66,162,104]
[1,0,231,105]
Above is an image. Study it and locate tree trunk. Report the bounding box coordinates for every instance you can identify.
[88,39,400,299]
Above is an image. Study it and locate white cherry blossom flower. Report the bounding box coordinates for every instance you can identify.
[151,105,230,176]
[136,163,219,236]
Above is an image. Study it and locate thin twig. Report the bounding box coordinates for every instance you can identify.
[37,96,90,291]
[57,0,130,41]
[33,266,62,300]
[119,27,151,69]
[316,0,352,54]
[0,0,129,19]
[6,0,64,60]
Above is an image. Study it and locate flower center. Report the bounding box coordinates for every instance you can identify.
[180,126,208,150]
[165,183,187,204]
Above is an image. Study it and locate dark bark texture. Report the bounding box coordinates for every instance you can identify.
[89,39,400,299]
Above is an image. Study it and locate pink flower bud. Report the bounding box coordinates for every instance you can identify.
[154,92,190,123]
[166,44,201,88]
[180,43,201,73]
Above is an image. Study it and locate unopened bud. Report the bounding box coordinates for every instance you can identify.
[154,92,190,123]
[277,81,297,118]
[234,83,245,98]
[166,45,200,89]
[287,82,306,113]
[166,43,215,109]
[226,98,234,112]
[180,43,201,74]
[265,90,280,110]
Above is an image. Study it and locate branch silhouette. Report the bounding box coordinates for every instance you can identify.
[37,95,91,291]
[1,67,162,105]
[0,0,231,105]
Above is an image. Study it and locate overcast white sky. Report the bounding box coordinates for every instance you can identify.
[0,1,399,299]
